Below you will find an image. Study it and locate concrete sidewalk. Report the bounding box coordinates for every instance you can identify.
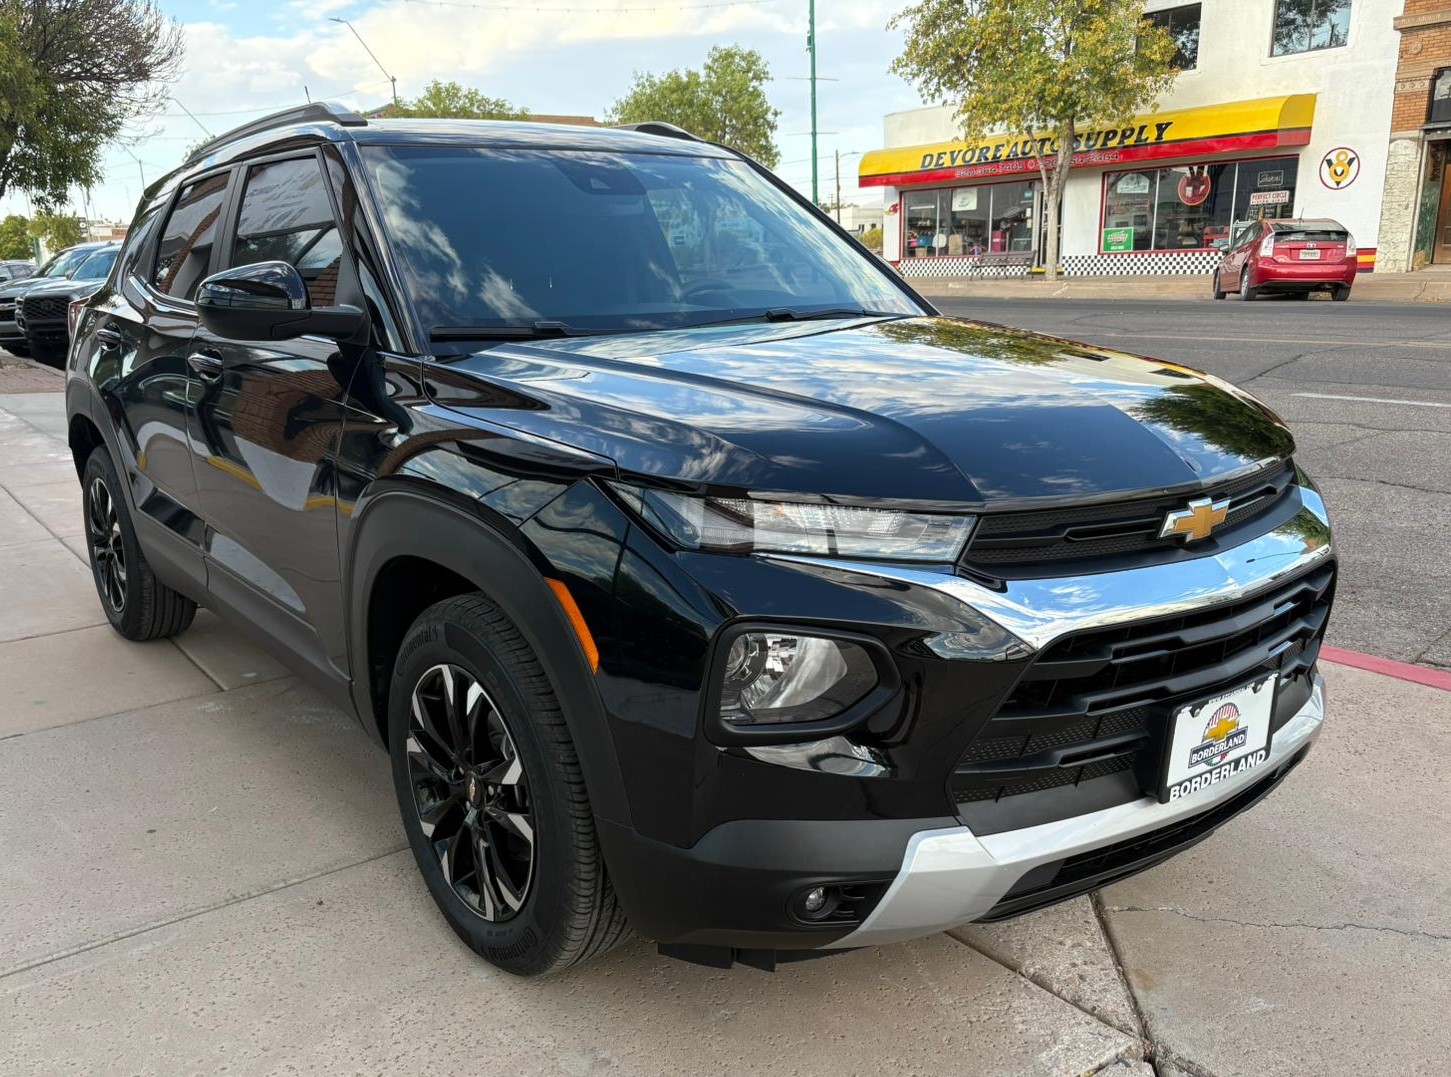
[2,381,1447,1076]
[912,269,1451,304]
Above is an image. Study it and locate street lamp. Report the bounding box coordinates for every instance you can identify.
[330,17,399,111]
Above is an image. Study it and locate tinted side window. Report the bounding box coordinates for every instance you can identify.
[230,156,342,304]
[153,173,229,300]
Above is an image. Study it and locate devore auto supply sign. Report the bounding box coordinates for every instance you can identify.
[859,95,1317,188]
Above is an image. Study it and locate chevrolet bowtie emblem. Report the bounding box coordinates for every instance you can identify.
[1159,496,1231,543]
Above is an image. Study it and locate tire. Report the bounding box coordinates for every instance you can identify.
[389,593,630,976]
[81,447,197,641]
[1239,268,1258,302]
[1332,285,1351,302]
[1211,271,1226,300]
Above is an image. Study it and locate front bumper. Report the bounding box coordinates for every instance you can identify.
[597,482,1333,954]
[830,673,1323,947]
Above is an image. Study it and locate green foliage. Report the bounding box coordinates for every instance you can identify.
[0,213,30,259]
[606,46,780,168]
[890,0,1178,277]
[388,81,529,120]
[0,0,183,208]
[859,225,884,253]
[29,212,82,252]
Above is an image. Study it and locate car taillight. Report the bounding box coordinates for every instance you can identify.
[1346,234,1357,257]
[1258,234,1276,257]
[68,298,86,337]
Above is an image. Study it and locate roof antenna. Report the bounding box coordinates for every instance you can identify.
[305,85,311,103]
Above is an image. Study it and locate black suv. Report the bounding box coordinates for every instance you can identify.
[1,242,111,356]
[66,103,1335,976]
[17,243,119,364]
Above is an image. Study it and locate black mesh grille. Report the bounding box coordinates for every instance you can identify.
[962,462,1296,572]
[20,295,67,321]
[951,561,1334,808]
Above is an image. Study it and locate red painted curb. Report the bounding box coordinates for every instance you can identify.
[1320,645,1451,692]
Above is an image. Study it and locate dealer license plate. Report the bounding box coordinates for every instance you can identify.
[1159,674,1275,803]
[1298,249,1322,260]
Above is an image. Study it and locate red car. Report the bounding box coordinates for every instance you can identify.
[1213,218,1357,301]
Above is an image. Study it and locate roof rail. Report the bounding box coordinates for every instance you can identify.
[186,101,367,164]
[611,121,704,142]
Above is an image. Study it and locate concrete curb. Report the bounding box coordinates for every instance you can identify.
[912,272,1451,303]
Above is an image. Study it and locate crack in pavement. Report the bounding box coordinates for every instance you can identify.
[1239,352,1307,384]
[1104,904,1451,942]
[0,846,411,981]
[1320,474,1451,497]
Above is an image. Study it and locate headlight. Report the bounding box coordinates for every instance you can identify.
[721,632,878,725]
[612,484,974,562]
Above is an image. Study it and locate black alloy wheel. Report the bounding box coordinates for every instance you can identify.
[405,663,536,922]
[388,593,629,975]
[85,474,127,613]
[80,447,196,640]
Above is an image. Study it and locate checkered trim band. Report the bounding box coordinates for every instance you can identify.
[1061,252,1220,276]
[895,256,1032,278]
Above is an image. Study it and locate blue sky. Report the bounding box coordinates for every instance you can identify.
[3,0,926,226]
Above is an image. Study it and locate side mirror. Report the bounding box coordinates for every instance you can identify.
[1210,238,1229,251]
[196,261,366,342]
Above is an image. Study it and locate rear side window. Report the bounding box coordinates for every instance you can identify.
[153,173,229,300]
[230,156,343,303]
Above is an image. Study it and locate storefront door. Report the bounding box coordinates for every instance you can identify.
[1436,161,1451,265]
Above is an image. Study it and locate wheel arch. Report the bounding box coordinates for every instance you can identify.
[345,485,633,828]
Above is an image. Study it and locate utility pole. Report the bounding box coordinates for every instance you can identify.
[808,0,818,204]
[834,149,841,223]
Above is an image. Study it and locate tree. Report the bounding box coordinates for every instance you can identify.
[0,213,30,259]
[606,46,780,167]
[0,0,182,208]
[890,0,1177,279]
[388,81,528,121]
[859,225,884,254]
[30,212,82,253]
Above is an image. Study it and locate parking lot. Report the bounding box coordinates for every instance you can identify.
[2,336,1448,1076]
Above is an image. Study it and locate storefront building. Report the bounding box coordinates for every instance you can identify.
[1377,0,1451,272]
[862,0,1397,278]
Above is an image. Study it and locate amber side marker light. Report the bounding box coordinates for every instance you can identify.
[546,578,600,673]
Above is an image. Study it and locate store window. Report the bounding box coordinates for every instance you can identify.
[1271,0,1351,56]
[1431,69,1451,126]
[1146,4,1201,70]
[903,181,1036,258]
[1101,156,1298,253]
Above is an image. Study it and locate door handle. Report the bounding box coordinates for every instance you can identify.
[187,350,224,380]
[95,325,122,348]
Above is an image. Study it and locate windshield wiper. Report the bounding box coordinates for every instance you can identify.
[430,320,591,341]
[690,307,906,329]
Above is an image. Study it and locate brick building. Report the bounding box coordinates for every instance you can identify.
[1378,1,1451,271]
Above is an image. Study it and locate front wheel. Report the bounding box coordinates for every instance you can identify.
[1239,268,1258,302]
[1212,270,1226,300]
[81,447,196,640]
[389,593,629,976]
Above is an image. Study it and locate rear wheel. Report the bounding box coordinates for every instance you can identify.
[1239,268,1258,302]
[1332,285,1351,302]
[389,594,630,976]
[81,447,196,640]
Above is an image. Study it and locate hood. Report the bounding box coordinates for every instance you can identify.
[22,278,102,301]
[0,276,58,299]
[431,317,1294,505]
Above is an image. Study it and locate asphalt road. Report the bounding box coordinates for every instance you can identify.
[933,296,1451,668]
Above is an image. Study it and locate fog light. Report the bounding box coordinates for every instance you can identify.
[802,887,828,914]
[720,632,878,726]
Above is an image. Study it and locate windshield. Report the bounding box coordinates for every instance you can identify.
[360,145,918,338]
[40,248,93,279]
[73,249,117,281]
